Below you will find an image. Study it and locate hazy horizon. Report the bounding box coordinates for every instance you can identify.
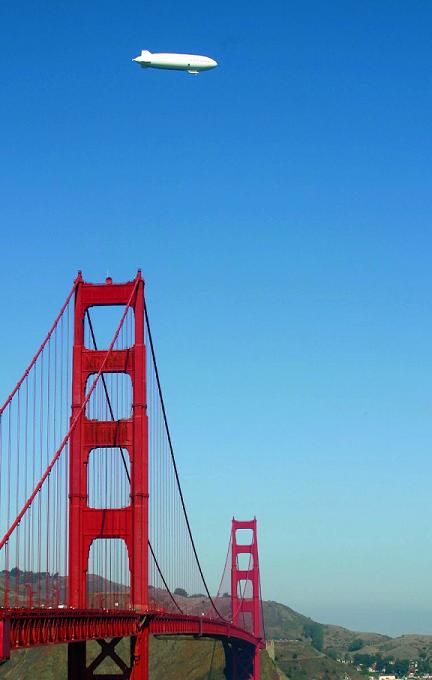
[287,600,432,639]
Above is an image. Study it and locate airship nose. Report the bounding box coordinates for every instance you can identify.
[210,58,218,68]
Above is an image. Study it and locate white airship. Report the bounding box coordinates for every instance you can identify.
[132,50,218,74]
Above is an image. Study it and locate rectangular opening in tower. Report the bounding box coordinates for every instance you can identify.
[86,373,132,420]
[87,447,131,508]
[84,305,135,350]
[236,552,253,571]
[237,578,253,600]
[235,528,253,545]
[87,538,131,609]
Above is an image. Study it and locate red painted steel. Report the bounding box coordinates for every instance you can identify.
[68,273,148,678]
[130,629,148,680]
[149,613,259,647]
[68,273,148,612]
[2,609,140,652]
[0,609,260,660]
[231,518,262,680]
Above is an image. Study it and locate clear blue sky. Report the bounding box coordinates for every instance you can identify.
[1,1,432,636]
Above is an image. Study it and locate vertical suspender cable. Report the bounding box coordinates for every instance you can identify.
[143,300,224,619]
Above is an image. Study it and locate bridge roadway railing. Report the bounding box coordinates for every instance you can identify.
[0,607,263,663]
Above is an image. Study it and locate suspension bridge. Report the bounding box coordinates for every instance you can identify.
[0,272,265,679]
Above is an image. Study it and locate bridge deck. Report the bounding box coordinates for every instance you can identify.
[0,608,261,662]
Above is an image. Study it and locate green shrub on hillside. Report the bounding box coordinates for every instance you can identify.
[303,622,324,651]
[349,639,364,652]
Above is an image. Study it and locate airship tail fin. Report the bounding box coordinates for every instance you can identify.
[133,49,152,67]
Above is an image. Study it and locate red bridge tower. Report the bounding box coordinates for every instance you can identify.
[230,518,262,680]
[68,272,148,679]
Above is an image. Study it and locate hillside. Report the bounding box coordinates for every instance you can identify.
[349,634,432,662]
[262,602,376,680]
[263,600,312,639]
[0,638,280,680]
[323,623,390,654]
[262,600,432,662]
[273,639,364,680]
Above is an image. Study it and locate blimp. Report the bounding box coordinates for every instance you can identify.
[132,50,218,74]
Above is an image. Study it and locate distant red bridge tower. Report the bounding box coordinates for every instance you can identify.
[230,518,262,680]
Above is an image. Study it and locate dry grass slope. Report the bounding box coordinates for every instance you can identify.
[0,638,278,680]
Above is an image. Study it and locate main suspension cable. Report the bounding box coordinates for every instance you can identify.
[143,299,225,620]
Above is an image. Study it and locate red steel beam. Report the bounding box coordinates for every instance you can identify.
[149,613,261,648]
[2,610,140,657]
[0,609,263,662]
